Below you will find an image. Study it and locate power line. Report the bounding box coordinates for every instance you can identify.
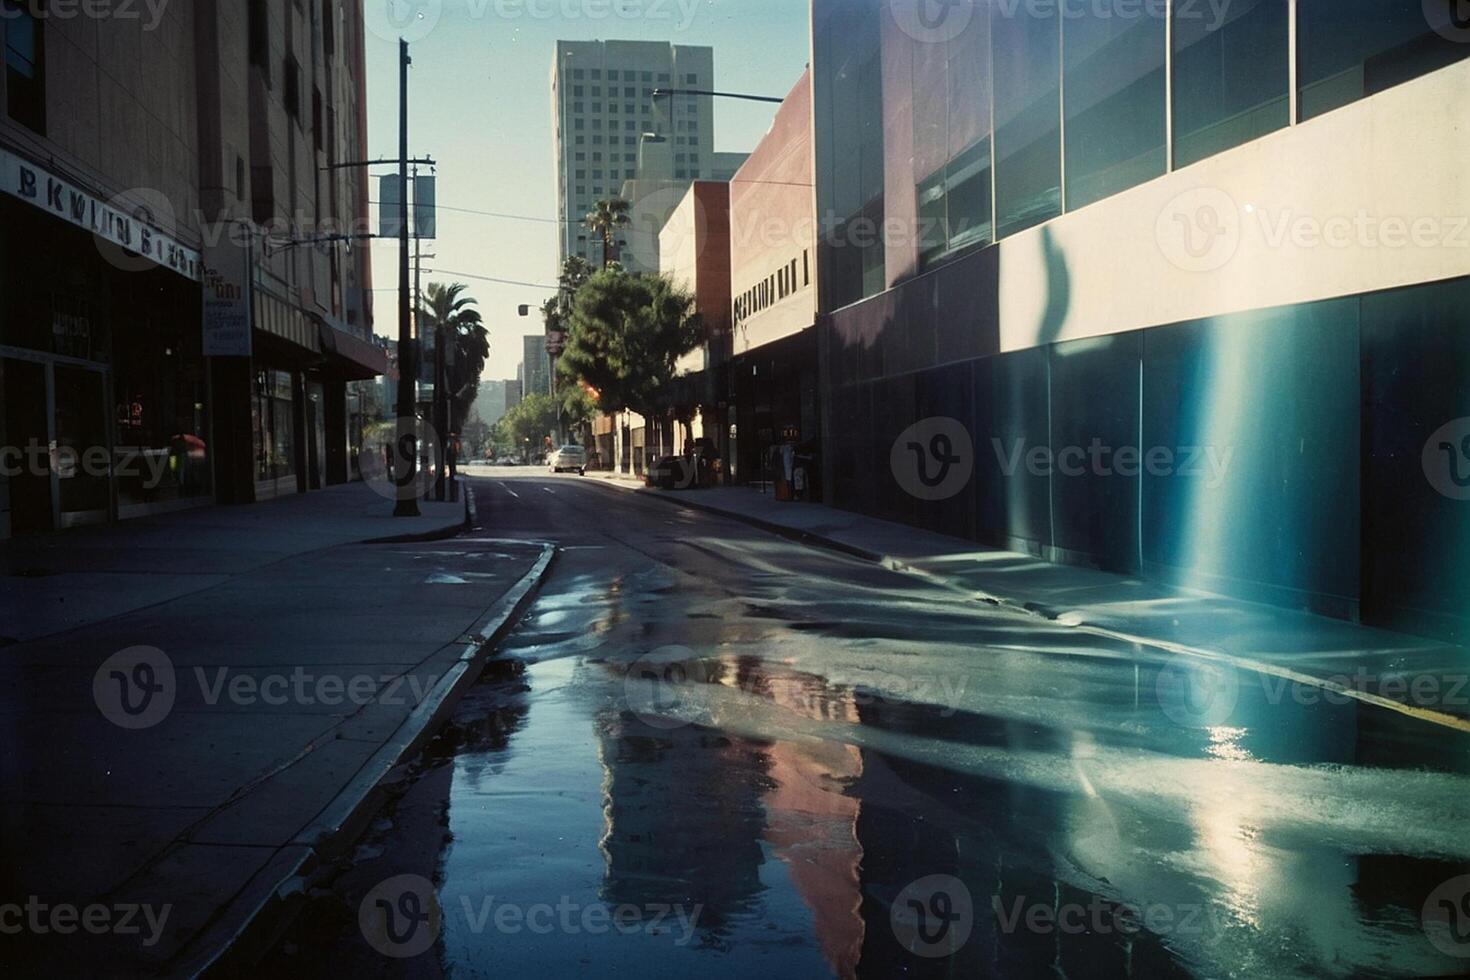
[411,269,559,290]
[369,200,562,224]
[367,176,811,227]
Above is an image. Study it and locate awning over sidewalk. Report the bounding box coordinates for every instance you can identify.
[254,289,320,354]
[315,313,387,380]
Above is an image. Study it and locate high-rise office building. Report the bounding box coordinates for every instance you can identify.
[551,40,716,267]
[522,336,551,398]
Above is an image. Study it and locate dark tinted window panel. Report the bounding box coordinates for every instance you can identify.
[1048,333,1142,573]
[914,361,977,540]
[973,347,1051,551]
[992,3,1061,237]
[1360,276,1470,644]
[1063,8,1166,210]
[1172,0,1288,168]
[814,0,886,310]
[1298,0,1470,121]
[3,0,44,133]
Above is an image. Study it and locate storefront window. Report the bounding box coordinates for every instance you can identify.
[112,309,211,508]
[1064,6,1166,210]
[54,366,109,519]
[1297,0,1470,122]
[1172,0,1288,168]
[254,369,297,482]
[814,0,885,310]
[992,2,1062,238]
[915,12,993,269]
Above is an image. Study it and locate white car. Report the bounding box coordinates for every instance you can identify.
[549,445,587,475]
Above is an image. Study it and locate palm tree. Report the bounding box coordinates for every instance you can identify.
[419,282,489,425]
[584,198,631,269]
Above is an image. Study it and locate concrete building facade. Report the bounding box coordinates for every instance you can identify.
[0,0,381,538]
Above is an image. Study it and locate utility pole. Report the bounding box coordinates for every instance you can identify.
[393,38,419,517]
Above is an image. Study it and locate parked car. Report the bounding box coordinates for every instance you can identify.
[549,445,588,475]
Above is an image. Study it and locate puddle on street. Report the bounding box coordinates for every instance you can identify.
[264,559,1470,979]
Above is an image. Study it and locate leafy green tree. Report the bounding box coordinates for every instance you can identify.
[420,282,489,425]
[558,268,703,427]
[499,393,560,455]
[584,198,631,268]
[558,383,597,445]
[460,417,491,458]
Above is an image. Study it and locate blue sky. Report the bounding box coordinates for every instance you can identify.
[360,0,811,381]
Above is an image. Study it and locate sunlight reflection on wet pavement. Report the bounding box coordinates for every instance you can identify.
[265,519,1470,978]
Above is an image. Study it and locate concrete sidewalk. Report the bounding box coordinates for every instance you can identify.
[589,475,1470,730]
[0,481,469,645]
[0,484,554,976]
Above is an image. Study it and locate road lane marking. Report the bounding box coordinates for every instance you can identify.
[498,482,520,499]
[542,487,556,495]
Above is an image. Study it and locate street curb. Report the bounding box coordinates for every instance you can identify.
[580,478,885,564]
[182,540,557,979]
[357,479,475,545]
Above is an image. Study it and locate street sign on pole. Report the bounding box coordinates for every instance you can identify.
[546,330,566,356]
[380,175,405,239]
[413,175,437,239]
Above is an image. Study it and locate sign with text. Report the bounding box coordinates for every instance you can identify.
[202,240,253,357]
[1,149,201,281]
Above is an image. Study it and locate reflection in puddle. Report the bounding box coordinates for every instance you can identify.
[294,552,1470,979]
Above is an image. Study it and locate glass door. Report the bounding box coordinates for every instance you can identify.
[1,357,52,535]
[53,364,112,527]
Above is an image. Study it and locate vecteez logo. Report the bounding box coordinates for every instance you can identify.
[888,0,975,45]
[891,418,974,501]
[890,875,974,958]
[363,416,443,504]
[1156,187,1241,273]
[1423,418,1470,501]
[1155,657,1239,728]
[1422,874,1470,958]
[93,646,176,730]
[360,874,442,959]
[365,0,444,43]
[623,645,700,730]
[1425,0,1470,43]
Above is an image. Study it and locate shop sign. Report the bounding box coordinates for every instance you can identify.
[202,241,252,357]
[732,248,811,329]
[1,149,201,281]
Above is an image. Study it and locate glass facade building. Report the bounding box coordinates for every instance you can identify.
[813,0,1470,643]
[817,0,1470,311]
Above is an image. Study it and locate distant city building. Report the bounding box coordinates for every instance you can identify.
[551,40,716,267]
[522,336,551,397]
[476,380,515,428]
[710,152,750,181]
[505,380,523,411]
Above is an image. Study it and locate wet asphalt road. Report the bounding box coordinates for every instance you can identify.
[260,468,1470,979]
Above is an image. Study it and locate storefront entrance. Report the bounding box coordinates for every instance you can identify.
[1,348,112,534]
